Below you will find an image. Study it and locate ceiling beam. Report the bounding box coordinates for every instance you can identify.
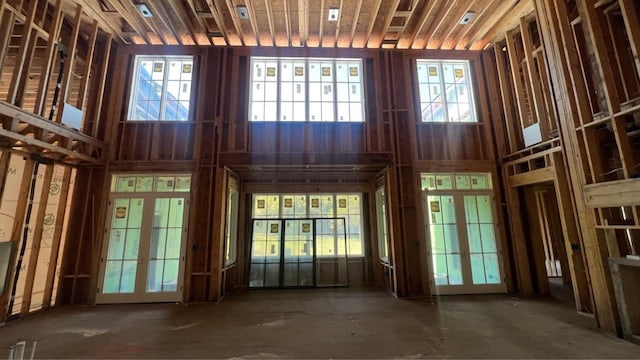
[411,0,448,49]
[454,0,503,50]
[298,0,309,45]
[440,0,492,50]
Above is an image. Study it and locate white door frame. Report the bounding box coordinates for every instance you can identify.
[423,190,507,295]
[96,192,190,304]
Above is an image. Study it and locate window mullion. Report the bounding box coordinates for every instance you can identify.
[439,62,448,123]
[276,59,281,122]
[333,61,338,122]
[159,58,170,121]
[130,58,141,120]
[306,60,310,122]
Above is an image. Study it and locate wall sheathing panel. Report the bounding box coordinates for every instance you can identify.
[0,150,76,321]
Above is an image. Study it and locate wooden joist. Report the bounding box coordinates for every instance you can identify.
[0,101,105,164]
[583,179,640,208]
[508,167,555,187]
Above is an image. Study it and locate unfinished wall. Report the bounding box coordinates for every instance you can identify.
[486,0,640,334]
[0,0,111,321]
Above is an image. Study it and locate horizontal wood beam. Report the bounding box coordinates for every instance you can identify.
[0,101,104,148]
[508,167,555,187]
[219,151,392,167]
[583,179,640,208]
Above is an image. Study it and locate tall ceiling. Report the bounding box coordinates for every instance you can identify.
[67,0,533,49]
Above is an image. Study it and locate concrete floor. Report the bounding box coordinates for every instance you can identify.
[1,286,639,359]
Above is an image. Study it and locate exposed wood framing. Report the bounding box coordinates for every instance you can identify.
[619,0,640,76]
[42,167,72,309]
[6,0,38,105]
[33,0,64,117]
[0,159,35,318]
[54,4,82,125]
[584,180,640,208]
[505,30,531,132]
[520,17,550,138]
[19,164,54,314]
[534,0,620,333]
[75,20,99,111]
[552,151,593,313]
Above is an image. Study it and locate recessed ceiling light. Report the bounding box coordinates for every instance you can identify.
[236,5,249,19]
[328,8,339,22]
[459,11,476,25]
[135,3,153,17]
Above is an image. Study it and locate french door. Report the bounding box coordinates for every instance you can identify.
[423,191,506,294]
[248,218,348,288]
[96,193,189,303]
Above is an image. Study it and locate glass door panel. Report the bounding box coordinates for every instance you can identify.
[426,195,462,286]
[103,198,144,294]
[249,219,282,287]
[464,195,501,285]
[146,197,185,292]
[316,218,348,287]
[283,219,314,287]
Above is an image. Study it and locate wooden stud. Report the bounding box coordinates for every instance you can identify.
[535,50,558,132]
[90,33,113,139]
[33,0,63,117]
[577,1,635,179]
[619,0,640,77]
[535,0,619,332]
[505,29,530,133]
[54,5,82,124]
[502,167,534,294]
[552,152,593,312]
[0,0,16,83]
[68,169,93,303]
[0,150,11,202]
[42,166,72,309]
[76,20,99,112]
[6,0,38,105]
[0,158,35,319]
[494,44,519,153]
[520,16,550,138]
[20,164,54,314]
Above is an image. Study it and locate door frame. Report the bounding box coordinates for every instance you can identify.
[96,192,190,304]
[248,217,349,289]
[422,190,507,295]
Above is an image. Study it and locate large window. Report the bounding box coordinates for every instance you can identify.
[249,57,365,122]
[128,56,194,121]
[252,193,364,256]
[416,60,476,123]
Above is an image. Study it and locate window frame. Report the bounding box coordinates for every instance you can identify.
[248,57,365,122]
[127,55,195,122]
[251,193,365,257]
[224,188,239,267]
[416,59,477,123]
[375,186,389,264]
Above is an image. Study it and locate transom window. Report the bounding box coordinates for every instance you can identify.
[416,60,476,123]
[252,193,364,256]
[249,57,365,122]
[128,56,194,121]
